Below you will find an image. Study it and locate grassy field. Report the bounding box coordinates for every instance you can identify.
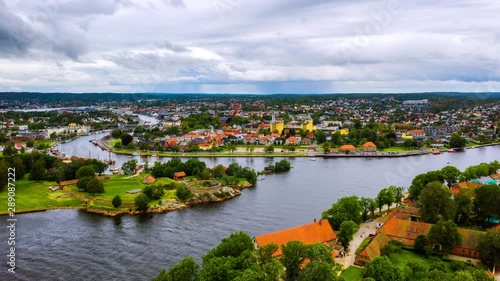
[0,177,84,214]
[105,139,121,147]
[355,237,372,255]
[340,266,364,281]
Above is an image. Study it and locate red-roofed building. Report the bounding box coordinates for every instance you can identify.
[253,219,338,257]
[361,142,377,152]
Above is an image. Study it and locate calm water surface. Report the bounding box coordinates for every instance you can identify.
[3,132,499,280]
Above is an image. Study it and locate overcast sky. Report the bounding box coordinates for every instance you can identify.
[0,0,499,94]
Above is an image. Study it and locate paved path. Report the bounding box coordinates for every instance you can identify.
[335,219,379,269]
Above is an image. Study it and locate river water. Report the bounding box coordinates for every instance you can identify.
[3,129,500,280]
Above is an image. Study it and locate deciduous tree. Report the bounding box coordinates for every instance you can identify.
[418,181,456,223]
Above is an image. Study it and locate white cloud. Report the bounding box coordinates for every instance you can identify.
[0,0,499,93]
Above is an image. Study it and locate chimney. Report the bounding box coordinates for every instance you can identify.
[314,218,317,223]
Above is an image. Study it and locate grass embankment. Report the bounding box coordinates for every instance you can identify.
[0,173,180,215]
[0,177,84,214]
[340,266,364,281]
[355,237,372,255]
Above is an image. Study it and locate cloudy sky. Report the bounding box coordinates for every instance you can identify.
[0,0,499,94]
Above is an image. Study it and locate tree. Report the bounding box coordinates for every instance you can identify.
[126,142,136,150]
[86,178,104,195]
[211,164,226,179]
[454,192,473,225]
[449,133,467,148]
[153,257,199,281]
[322,142,331,154]
[112,195,122,208]
[298,260,338,281]
[121,133,134,146]
[0,161,8,191]
[76,165,96,179]
[249,146,255,154]
[264,145,274,154]
[176,186,192,201]
[360,197,375,221]
[441,166,462,187]
[376,188,394,212]
[337,220,360,250]
[389,186,404,207]
[274,159,291,173]
[281,241,308,281]
[121,159,137,175]
[418,181,456,223]
[314,130,327,144]
[111,129,122,139]
[478,228,500,267]
[428,220,461,253]
[474,185,500,223]
[406,261,425,276]
[364,256,405,281]
[322,196,362,230]
[12,157,25,180]
[135,193,149,211]
[77,176,93,191]
[29,159,46,181]
[114,142,123,149]
[414,235,429,256]
[171,145,181,153]
[143,185,164,200]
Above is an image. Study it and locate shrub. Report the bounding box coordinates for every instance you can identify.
[176,186,193,201]
[112,195,122,208]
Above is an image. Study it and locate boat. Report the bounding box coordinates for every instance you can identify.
[448,149,455,153]
[309,157,316,161]
[432,151,441,155]
[110,167,120,175]
[92,140,98,146]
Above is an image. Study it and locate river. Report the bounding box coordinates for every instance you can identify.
[3,129,500,280]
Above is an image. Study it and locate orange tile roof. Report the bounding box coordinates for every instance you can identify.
[254,220,337,256]
[173,171,186,177]
[450,181,485,194]
[357,233,391,262]
[339,144,356,151]
[490,173,500,180]
[379,217,432,240]
[143,175,156,184]
[362,142,376,147]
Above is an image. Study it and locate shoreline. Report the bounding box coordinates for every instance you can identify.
[0,183,251,217]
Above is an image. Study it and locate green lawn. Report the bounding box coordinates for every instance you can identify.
[34,140,56,147]
[355,237,372,255]
[105,138,121,147]
[340,266,364,281]
[0,177,83,214]
[380,147,419,152]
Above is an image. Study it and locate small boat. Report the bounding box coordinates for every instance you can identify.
[92,140,98,146]
[432,151,441,155]
[309,157,316,161]
[448,149,455,153]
